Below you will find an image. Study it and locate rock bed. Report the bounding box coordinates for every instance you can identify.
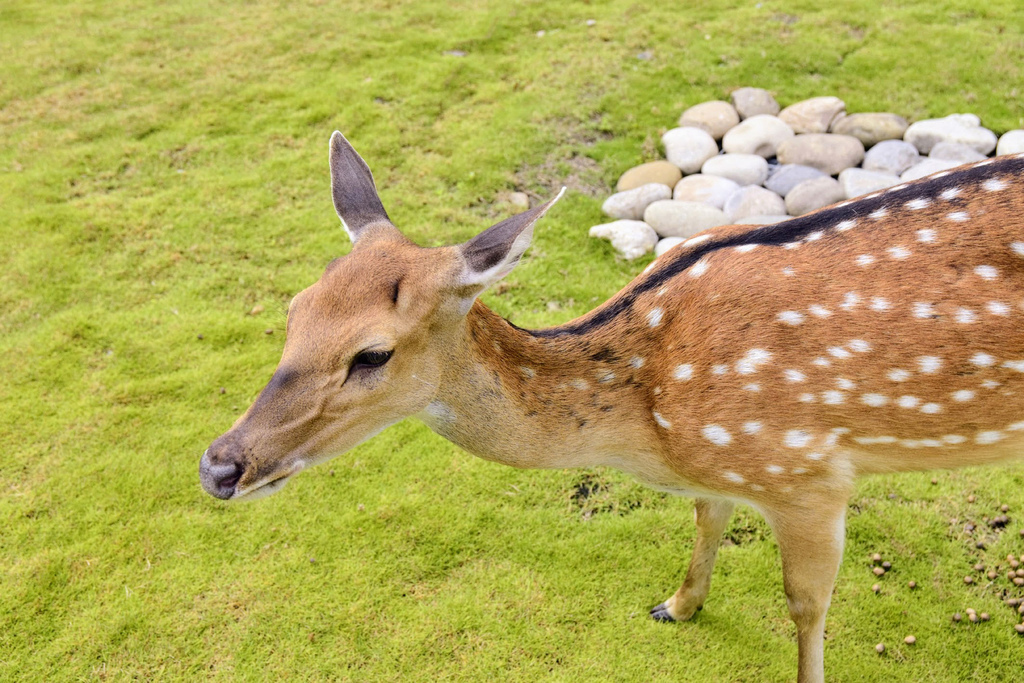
[590,88,1024,260]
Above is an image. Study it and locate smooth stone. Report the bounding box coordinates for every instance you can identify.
[899,158,962,182]
[776,134,865,175]
[601,183,673,220]
[735,214,792,225]
[862,139,920,175]
[904,114,998,155]
[997,130,1024,156]
[662,127,719,175]
[643,200,730,238]
[589,220,659,260]
[721,115,795,157]
[616,161,683,192]
[730,87,780,119]
[929,141,987,164]
[654,236,686,257]
[701,153,769,186]
[723,186,786,221]
[778,96,846,134]
[672,174,741,209]
[831,113,909,148]
[838,168,901,199]
[785,176,845,216]
[508,192,530,210]
[679,100,739,140]
[764,164,826,197]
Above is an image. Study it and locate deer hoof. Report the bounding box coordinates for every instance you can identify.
[649,603,677,622]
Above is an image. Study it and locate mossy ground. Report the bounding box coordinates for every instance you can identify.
[3,0,1024,680]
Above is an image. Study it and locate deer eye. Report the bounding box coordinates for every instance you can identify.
[352,349,393,370]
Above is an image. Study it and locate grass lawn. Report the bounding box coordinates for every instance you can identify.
[3,0,1024,679]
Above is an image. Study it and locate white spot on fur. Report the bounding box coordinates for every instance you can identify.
[1002,360,1024,372]
[955,308,977,324]
[684,234,713,247]
[743,383,761,392]
[519,366,536,379]
[896,395,921,409]
[971,352,996,367]
[653,411,672,429]
[743,421,763,434]
[736,349,772,375]
[785,369,806,383]
[781,267,796,276]
[822,391,845,405]
[778,310,805,325]
[836,219,857,231]
[952,390,975,402]
[918,356,942,373]
[703,425,732,446]
[942,434,967,445]
[1012,242,1024,257]
[977,431,1004,445]
[869,208,888,220]
[798,393,816,403]
[888,246,911,260]
[869,297,891,311]
[947,211,969,222]
[735,243,759,253]
[836,378,856,390]
[1009,421,1024,431]
[856,254,875,267]
[862,393,888,407]
[983,177,1007,192]
[806,231,824,241]
[920,402,942,414]
[982,379,1001,389]
[987,301,1010,315]
[712,364,729,375]
[917,229,936,243]
[766,464,785,475]
[887,369,911,382]
[840,292,861,311]
[975,265,998,280]
[806,452,825,460]
[913,302,936,318]
[596,369,615,383]
[688,259,710,278]
[630,356,645,369]
[647,307,664,327]
[906,198,931,210]
[809,305,832,318]
[724,471,744,484]
[569,378,590,390]
[673,364,693,381]
[940,187,961,200]
[784,430,813,448]
[812,358,831,367]
[848,339,871,353]
[828,346,852,359]
[855,436,897,445]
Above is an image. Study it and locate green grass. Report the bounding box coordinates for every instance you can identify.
[3,0,1024,680]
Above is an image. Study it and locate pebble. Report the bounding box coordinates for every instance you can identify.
[903,113,998,155]
[904,635,916,645]
[872,583,881,593]
[643,200,730,238]
[723,186,786,221]
[588,220,660,259]
[871,553,883,563]
[997,130,1024,156]
[778,96,846,134]
[875,643,885,654]
[964,576,974,585]
[952,613,962,622]
[219,387,226,394]
[967,494,976,503]
[1016,624,1024,635]
[701,153,769,186]
[672,174,740,209]
[881,561,891,570]
[662,127,719,174]
[988,570,998,580]
[509,192,530,210]
[264,329,274,335]
[907,581,916,589]
[616,161,683,192]
[721,114,794,157]
[730,87,780,119]
[776,134,865,175]
[929,141,986,164]
[1001,505,1010,513]
[862,139,920,176]
[873,567,886,576]
[784,176,844,216]
[838,167,901,199]
[765,164,825,197]
[973,563,985,572]
[679,100,739,140]
[734,214,791,225]
[980,612,990,621]
[602,183,673,220]
[654,236,686,256]
[250,304,265,316]
[831,112,909,148]
[900,158,961,182]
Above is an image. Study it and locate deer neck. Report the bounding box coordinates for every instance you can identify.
[418,301,659,472]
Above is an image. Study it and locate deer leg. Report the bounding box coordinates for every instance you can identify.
[650,497,734,622]
[764,499,847,683]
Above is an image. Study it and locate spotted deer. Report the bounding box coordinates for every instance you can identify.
[200,131,1024,682]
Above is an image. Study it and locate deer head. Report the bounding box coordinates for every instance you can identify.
[199,132,562,500]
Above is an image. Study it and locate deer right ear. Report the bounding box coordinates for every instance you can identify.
[329,131,394,243]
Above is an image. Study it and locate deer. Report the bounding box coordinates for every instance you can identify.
[200,130,1024,682]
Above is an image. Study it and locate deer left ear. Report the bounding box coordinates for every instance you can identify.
[456,189,564,304]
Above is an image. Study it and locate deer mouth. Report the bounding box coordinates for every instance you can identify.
[233,460,307,501]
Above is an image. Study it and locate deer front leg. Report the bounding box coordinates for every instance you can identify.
[764,498,848,683]
[650,497,734,622]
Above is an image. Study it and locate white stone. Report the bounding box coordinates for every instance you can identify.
[863,139,920,176]
[778,96,846,134]
[723,186,786,221]
[672,174,741,209]
[785,176,845,216]
[996,130,1024,156]
[929,141,986,164]
[601,183,673,220]
[730,87,780,119]
[701,153,769,186]
[643,200,730,238]
[900,158,962,182]
[903,114,998,155]
[654,236,686,256]
[734,214,792,225]
[765,164,826,197]
[589,220,659,260]
[679,100,740,140]
[721,114,795,157]
[662,127,720,175]
[838,168,901,199]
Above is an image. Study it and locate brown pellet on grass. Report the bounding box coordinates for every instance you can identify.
[968,494,976,503]
[1015,624,1024,635]
[953,613,963,622]
[974,562,985,572]
[873,567,886,576]
[964,576,974,585]
[904,635,916,645]
[988,570,999,580]
[907,580,917,589]
[872,583,881,593]
[875,643,885,654]
[871,553,883,563]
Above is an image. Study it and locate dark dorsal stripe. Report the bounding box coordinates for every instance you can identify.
[525,154,1024,339]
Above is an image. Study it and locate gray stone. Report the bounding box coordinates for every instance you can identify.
[997,130,1024,156]
[735,214,793,225]
[899,158,962,182]
[730,87,780,119]
[601,183,673,220]
[721,115,795,157]
[672,174,741,209]
[778,96,846,134]
[508,192,530,210]
[616,161,682,192]
[643,200,730,239]
[776,134,865,175]
[838,168,901,199]
[765,164,826,197]
[785,176,845,216]
[862,139,920,176]
[904,114,998,155]
[830,113,909,148]
[929,141,987,164]
[588,220,659,260]
[679,100,739,140]
[654,236,686,257]
[723,186,786,221]
[662,127,719,175]
[700,153,769,186]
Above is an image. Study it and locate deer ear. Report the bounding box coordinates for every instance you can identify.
[456,188,564,306]
[329,131,394,243]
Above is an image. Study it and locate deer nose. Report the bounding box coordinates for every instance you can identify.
[199,439,245,499]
